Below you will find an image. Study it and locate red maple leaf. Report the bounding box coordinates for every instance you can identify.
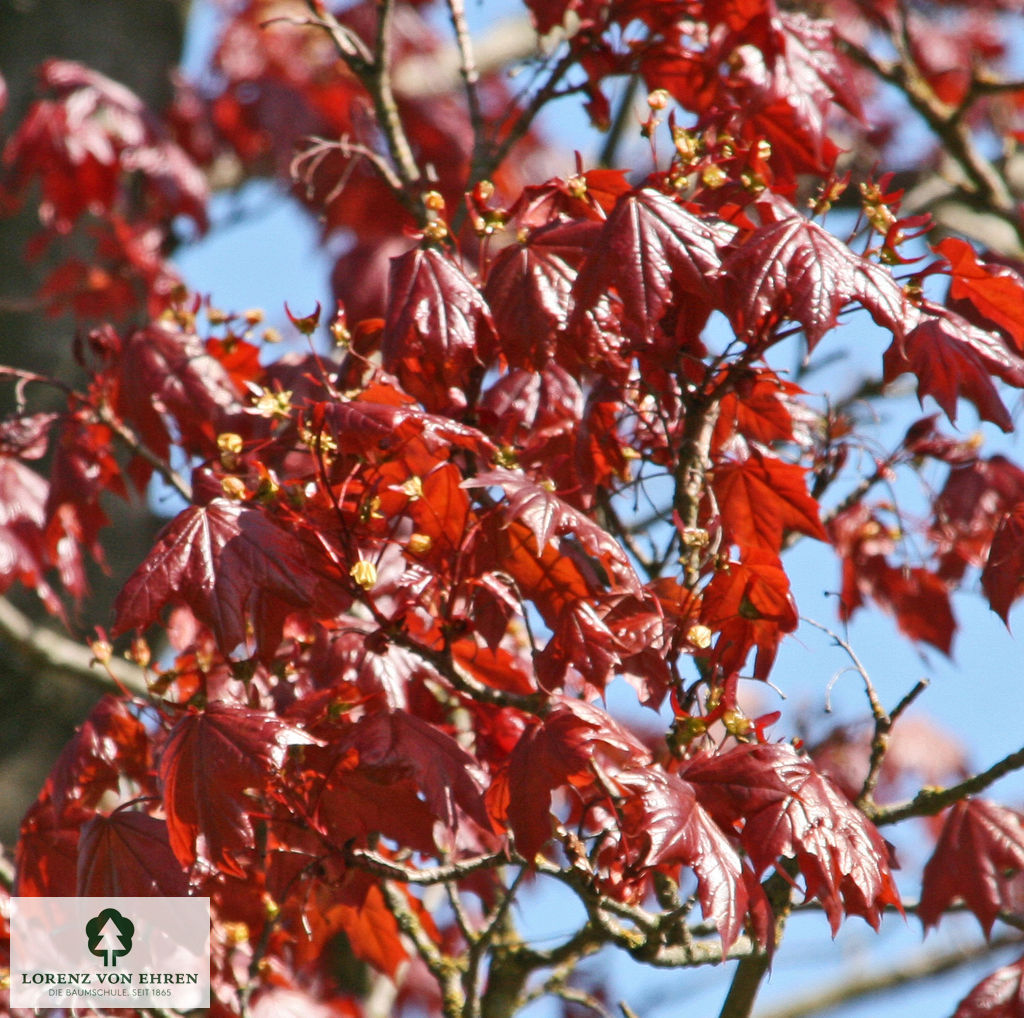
[14,798,87,896]
[609,767,751,951]
[484,220,598,369]
[981,505,1024,625]
[684,743,901,931]
[324,875,409,978]
[570,188,728,353]
[49,695,152,814]
[939,237,1024,351]
[336,709,491,836]
[536,597,623,694]
[494,697,648,860]
[116,321,244,464]
[919,799,1024,935]
[953,954,1024,1018]
[113,498,319,656]
[883,305,1024,432]
[0,453,75,614]
[699,552,799,678]
[77,809,188,896]
[158,701,316,874]
[712,369,802,451]
[831,504,957,653]
[382,245,497,412]
[467,468,642,595]
[313,394,496,461]
[723,211,905,348]
[712,449,827,555]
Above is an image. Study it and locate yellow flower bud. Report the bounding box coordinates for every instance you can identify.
[350,559,378,590]
[408,533,433,555]
[686,624,713,649]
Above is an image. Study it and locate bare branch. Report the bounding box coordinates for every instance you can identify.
[392,18,539,99]
[445,0,484,140]
[873,742,1024,827]
[839,33,1024,250]
[755,933,1022,1018]
[673,390,721,589]
[369,0,422,189]
[96,402,193,505]
[380,880,465,1018]
[482,46,579,185]
[718,871,793,1018]
[345,846,506,885]
[0,595,149,697]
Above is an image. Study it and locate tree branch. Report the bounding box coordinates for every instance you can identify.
[755,933,1022,1018]
[0,595,148,697]
[718,870,793,1018]
[873,742,1024,827]
[380,880,465,1018]
[839,32,1024,250]
[345,846,505,885]
[673,390,720,589]
[96,402,193,505]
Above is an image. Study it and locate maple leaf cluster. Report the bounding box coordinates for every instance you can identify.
[4,0,1024,1017]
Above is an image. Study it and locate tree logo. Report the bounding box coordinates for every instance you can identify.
[85,908,135,966]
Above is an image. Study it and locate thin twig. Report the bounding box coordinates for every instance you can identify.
[370,0,422,189]
[446,0,484,143]
[873,741,1024,826]
[96,402,193,504]
[755,933,1022,1018]
[481,46,579,186]
[345,846,505,884]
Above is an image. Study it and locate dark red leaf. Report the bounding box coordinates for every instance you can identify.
[339,710,491,835]
[723,212,902,348]
[920,799,1024,936]
[982,505,1024,625]
[49,695,151,813]
[953,954,1024,1018]
[831,504,957,653]
[382,245,497,412]
[712,449,827,554]
[536,598,622,694]
[570,188,727,351]
[313,753,440,855]
[883,306,1024,432]
[929,456,1024,582]
[700,552,799,679]
[315,396,496,460]
[158,701,315,874]
[496,698,648,860]
[712,370,801,451]
[612,768,750,950]
[467,468,642,594]
[14,798,85,896]
[484,220,597,368]
[117,321,243,462]
[113,499,319,656]
[0,454,67,613]
[939,237,1024,351]
[684,743,901,932]
[77,809,188,896]
[326,877,409,978]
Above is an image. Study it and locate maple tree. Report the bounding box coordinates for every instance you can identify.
[5,2,1024,1017]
